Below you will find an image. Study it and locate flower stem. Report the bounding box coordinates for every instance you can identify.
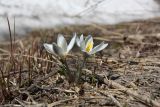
[76,53,88,83]
[60,58,72,82]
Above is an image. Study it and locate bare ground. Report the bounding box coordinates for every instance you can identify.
[0,18,160,107]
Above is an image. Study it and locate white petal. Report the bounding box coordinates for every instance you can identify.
[67,35,76,53]
[85,35,92,45]
[53,43,65,56]
[85,36,93,51]
[80,34,84,43]
[90,42,108,54]
[76,34,84,47]
[76,37,80,47]
[43,43,55,54]
[57,34,67,52]
[80,41,86,50]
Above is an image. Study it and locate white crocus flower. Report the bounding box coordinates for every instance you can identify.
[44,34,76,57]
[76,35,108,55]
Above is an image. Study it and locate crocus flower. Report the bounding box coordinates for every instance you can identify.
[44,34,76,57]
[76,34,108,55]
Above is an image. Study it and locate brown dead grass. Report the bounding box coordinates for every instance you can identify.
[0,18,160,107]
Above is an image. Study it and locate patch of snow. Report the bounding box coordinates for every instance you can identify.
[0,0,160,40]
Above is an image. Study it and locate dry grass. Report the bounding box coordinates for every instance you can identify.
[0,18,160,106]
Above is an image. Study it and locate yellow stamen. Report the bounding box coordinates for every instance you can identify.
[85,41,93,52]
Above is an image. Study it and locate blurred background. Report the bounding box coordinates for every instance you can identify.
[0,0,160,41]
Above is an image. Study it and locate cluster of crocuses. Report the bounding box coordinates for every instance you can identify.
[43,34,108,83]
[44,34,108,57]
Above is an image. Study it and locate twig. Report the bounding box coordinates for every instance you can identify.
[0,40,20,45]
[14,98,25,106]
[91,23,123,37]
[27,70,58,91]
[73,0,106,17]
[13,16,16,47]
[98,91,122,107]
[79,96,109,100]
[35,70,58,83]
[0,69,28,78]
[7,17,13,56]
[107,94,122,107]
[84,69,160,107]
[0,48,10,53]
[7,17,13,93]
[15,98,47,107]
[36,86,75,94]
[48,98,77,107]
[0,104,21,107]
[1,53,62,65]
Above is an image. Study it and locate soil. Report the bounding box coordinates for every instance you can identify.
[0,18,160,107]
